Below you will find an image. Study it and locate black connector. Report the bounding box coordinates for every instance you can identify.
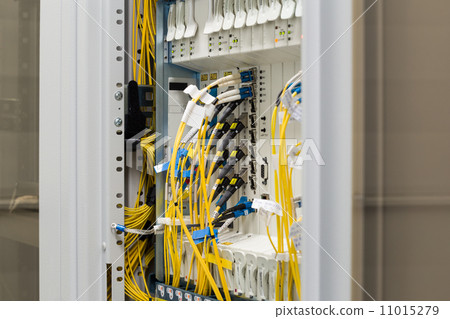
[216,172,247,208]
[211,102,227,120]
[249,114,257,128]
[249,176,256,191]
[217,146,247,180]
[217,99,244,124]
[250,99,257,113]
[250,129,256,144]
[211,176,230,201]
[250,160,257,175]
[217,118,245,152]
[214,121,231,140]
[206,149,229,178]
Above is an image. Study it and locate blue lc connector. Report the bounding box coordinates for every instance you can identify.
[239,86,253,99]
[240,70,255,83]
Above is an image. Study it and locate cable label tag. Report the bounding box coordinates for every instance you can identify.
[252,199,283,216]
[288,102,302,122]
[288,221,302,239]
[281,91,293,109]
[292,235,302,251]
[184,85,215,105]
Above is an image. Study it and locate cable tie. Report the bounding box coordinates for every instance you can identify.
[183,85,215,104]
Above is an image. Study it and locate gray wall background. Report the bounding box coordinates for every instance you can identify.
[355,0,450,300]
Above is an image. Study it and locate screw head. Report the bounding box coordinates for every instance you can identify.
[114,118,123,127]
[114,91,123,101]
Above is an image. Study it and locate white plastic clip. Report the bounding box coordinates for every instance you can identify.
[245,253,257,299]
[204,0,215,34]
[175,1,186,40]
[183,85,216,105]
[234,252,246,295]
[295,0,302,17]
[256,256,269,301]
[281,0,296,20]
[234,0,247,28]
[257,0,269,25]
[166,4,176,42]
[212,0,225,33]
[245,0,258,26]
[223,0,236,30]
[184,0,198,38]
[267,0,282,21]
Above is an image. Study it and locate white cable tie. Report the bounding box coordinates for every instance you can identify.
[157,217,192,226]
[274,252,290,262]
[182,101,205,129]
[183,85,215,104]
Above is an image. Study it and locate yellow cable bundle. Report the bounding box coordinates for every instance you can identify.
[123,0,157,301]
[163,75,246,301]
[270,76,302,301]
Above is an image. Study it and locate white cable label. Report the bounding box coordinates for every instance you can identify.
[184,85,215,104]
[289,221,302,251]
[281,91,293,109]
[252,199,283,216]
[288,221,302,239]
[288,102,302,122]
[292,235,302,251]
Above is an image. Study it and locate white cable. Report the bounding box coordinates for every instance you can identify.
[217,88,240,100]
[181,127,199,144]
[218,79,241,88]
[216,95,241,105]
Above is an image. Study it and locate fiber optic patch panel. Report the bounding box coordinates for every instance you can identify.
[146,0,304,301]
